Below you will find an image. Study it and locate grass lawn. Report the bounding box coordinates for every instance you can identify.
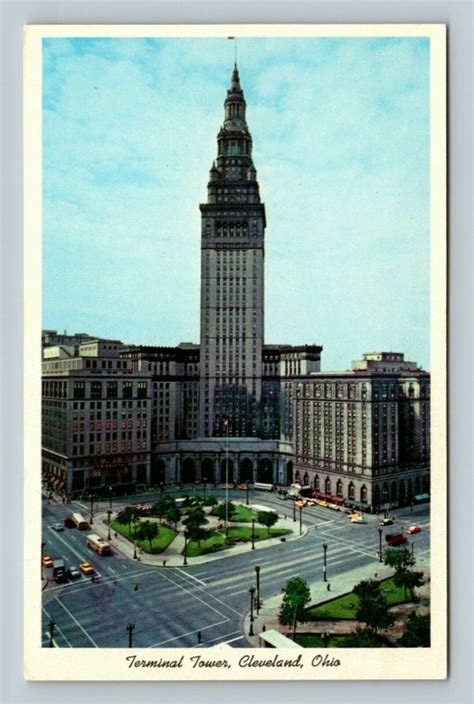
[110,519,177,554]
[307,577,408,621]
[229,504,259,522]
[186,526,291,557]
[294,633,389,648]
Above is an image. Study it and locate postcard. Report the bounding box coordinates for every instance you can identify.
[24,23,447,680]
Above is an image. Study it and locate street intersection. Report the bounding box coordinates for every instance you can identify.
[42,490,430,649]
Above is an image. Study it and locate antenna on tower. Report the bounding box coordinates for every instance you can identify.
[227,36,238,65]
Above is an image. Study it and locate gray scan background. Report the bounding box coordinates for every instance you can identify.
[1,1,472,703]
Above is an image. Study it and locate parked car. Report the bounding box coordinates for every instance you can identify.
[406,525,422,534]
[42,555,54,568]
[351,516,367,524]
[52,522,64,532]
[379,518,394,526]
[66,566,81,580]
[80,561,95,575]
[348,512,361,520]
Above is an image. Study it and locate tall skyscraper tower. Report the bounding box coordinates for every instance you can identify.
[199,65,266,438]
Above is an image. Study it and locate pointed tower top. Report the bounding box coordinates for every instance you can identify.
[230,63,242,92]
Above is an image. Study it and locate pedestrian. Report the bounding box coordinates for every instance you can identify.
[374,572,378,579]
[327,583,331,592]
[114,532,118,539]
[197,631,202,644]
[163,560,167,567]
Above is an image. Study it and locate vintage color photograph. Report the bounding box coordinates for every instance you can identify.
[25,25,446,679]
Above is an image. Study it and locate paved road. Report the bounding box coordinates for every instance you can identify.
[41,493,430,649]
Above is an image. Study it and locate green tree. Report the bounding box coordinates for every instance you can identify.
[384,548,424,600]
[257,510,279,535]
[135,520,159,552]
[353,579,395,633]
[203,495,218,507]
[213,501,236,522]
[165,506,181,530]
[153,496,175,524]
[116,506,139,536]
[384,548,415,572]
[400,612,430,647]
[279,577,311,638]
[183,506,209,548]
[394,569,424,601]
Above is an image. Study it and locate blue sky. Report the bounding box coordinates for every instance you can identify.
[42,36,430,371]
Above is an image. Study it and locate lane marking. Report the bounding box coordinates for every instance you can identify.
[42,606,73,647]
[55,597,99,648]
[158,570,231,619]
[148,618,230,648]
[175,568,206,586]
[46,526,86,561]
[169,570,242,617]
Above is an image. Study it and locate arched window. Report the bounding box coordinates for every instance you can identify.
[382,483,389,500]
[360,485,367,503]
[314,475,320,491]
[336,480,343,497]
[325,477,331,494]
[303,472,309,486]
[348,482,355,500]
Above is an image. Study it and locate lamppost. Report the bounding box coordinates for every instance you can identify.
[251,519,256,550]
[246,482,250,506]
[107,509,112,541]
[203,477,207,499]
[293,499,296,522]
[184,530,188,566]
[90,490,94,525]
[133,536,138,560]
[109,485,113,512]
[299,505,303,536]
[378,527,383,563]
[249,586,256,636]
[411,542,415,559]
[323,543,328,582]
[255,566,261,614]
[127,622,135,648]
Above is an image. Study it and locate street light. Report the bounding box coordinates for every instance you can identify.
[109,485,113,512]
[90,490,94,525]
[133,536,138,560]
[323,543,328,582]
[255,566,261,614]
[246,482,250,506]
[293,499,296,522]
[49,619,56,648]
[251,519,256,550]
[249,586,256,636]
[107,509,112,541]
[203,477,207,499]
[299,505,303,536]
[378,527,383,563]
[184,530,188,566]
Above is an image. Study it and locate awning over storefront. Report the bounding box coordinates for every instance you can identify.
[414,493,430,501]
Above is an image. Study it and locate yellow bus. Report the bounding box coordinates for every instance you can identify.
[86,533,112,555]
[71,512,89,530]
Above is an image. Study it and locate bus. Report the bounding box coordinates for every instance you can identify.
[253,482,274,492]
[71,513,89,530]
[86,534,112,555]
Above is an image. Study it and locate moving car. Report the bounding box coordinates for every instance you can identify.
[79,561,95,575]
[406,525,422,534]
[348,512,361,520]
[42,555,53,568]
[385,533,408,546]
[66,566,81,580]
[52,522,64,531]
[294,499,306,508]
[350,515,367,524]
[379,518,394,526]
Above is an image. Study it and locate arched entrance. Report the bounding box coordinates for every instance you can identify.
[201,458,215,485]
[360,485,367,503]
[221,458,234,483]
[150,459,166,486]
[286,461,293,485]
[240,458,253,483]
[257,458,273,483]
[181,458,196,484]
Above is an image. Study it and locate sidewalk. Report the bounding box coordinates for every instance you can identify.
[91,506,307,567]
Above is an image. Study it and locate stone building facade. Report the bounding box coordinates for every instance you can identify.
[41,66,430,508]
